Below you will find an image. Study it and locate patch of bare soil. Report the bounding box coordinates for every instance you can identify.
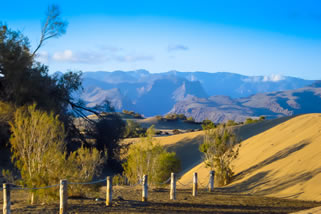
[2,186,320,214]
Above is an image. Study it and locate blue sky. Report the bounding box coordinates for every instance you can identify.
[1,0,321,79]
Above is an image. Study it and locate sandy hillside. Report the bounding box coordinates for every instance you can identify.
[178,114,321,201]
[123,116,292,177]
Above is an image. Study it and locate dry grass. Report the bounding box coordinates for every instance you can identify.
[2,185,321,214]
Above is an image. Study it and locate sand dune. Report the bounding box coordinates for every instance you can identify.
[123,116,292,177]
[178,114,321,201]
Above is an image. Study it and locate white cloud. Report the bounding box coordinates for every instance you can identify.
[263,74,285,82]
[53,50,73,61]
[51,49,153,64]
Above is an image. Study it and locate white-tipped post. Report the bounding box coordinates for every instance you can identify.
[193,172,198,197]
[3,183,11,214]
[142,175,148,202]
[59,179,68,214]
[106,176,112,206]
[170,172,176,200]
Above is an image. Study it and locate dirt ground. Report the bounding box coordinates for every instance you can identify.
[2,186,321,214]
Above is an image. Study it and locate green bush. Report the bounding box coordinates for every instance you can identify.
[172,129,181,135]
[199,125,240,187]
[155,152,181,184]
[177,114,187,120]
[164,114,179,121]
[123,120,146,138]
[202,119,215,130]
[244,118,255,124]
[123,126,181,186]
[226,120,237,126]
[9,104,105,203]
[155,115,163,120]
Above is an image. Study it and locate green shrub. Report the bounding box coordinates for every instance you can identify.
[10,104,105,203]
[164,114,179,121]
[123,120,146,138]
[112,174,127,186]
[155,115,163,120]
[199,125,240,187]
[172,129,181,135]
[226,120,237,126]
[134,113,143,118]
[177,114,187,120]
[244,118,255,124]
[123,126,180,186]
[155,152,181,185]
[202,119,215,130]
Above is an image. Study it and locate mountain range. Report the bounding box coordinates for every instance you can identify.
[79,70,320,122]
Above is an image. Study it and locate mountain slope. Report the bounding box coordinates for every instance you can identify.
[80,70,314,117]
[178,114,321,201]
[170,87,321,123]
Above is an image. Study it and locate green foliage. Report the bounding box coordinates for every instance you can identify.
[226,120,237,127]
[123,126,181,186]
[9,104,104,203]
[244,116,265,124]
[172,129,181,135]
[163,113,187,121]
[122,110,143,119]
[154,152,181,184]
[184,116,198,124]
[202,119,215,130]
[244,118,255,124]
[88,113,126,172]
[0,101,15,148]
[155,115,163,120]
[123,120,146,138]
[164,113,179,121]
[112,173,127,186]
[2,169,14,183]
[178,114,187,120]
[199,125,240,187]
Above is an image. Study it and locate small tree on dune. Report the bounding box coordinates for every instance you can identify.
[123,126,180,185]
[199,125,240,186]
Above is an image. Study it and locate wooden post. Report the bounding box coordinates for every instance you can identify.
[142,175,148,202]
[59,179,68,214]
[209,170,214,192]
[192,172,197,196]
[106,176,112,206]
[3,183,10,214]
[170,172,176,200]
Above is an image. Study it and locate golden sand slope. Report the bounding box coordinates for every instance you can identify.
[178,114,321,201]
[123,116,293,178]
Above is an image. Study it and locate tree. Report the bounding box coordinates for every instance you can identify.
[0,5,125,176]
[199,125,240,186]
[32,4,67,56]
[202,119,215,130]
[123,120,146,138]
[9,104,104,203]
[123,126,181,185]
[87,113,126,172]
[0,101,15,148]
